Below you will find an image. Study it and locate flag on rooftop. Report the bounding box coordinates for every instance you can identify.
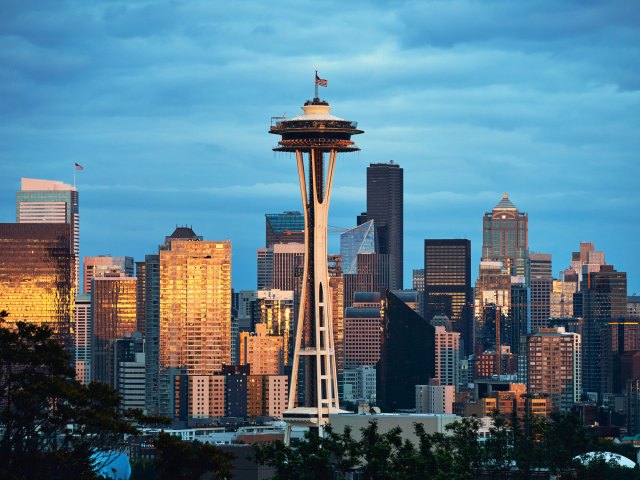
[315,72,328,87]
[74,163,84,171]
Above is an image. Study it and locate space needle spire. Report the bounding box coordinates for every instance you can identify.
[269,80,363,441]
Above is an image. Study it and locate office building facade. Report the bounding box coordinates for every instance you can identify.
[16,178,80,290]
[481,193,528,279]
[92,276,137,385]
[365,162,403,290]
[0,223,74,352]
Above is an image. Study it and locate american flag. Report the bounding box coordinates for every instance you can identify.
[315,72,328,87]
[74,162,84,171]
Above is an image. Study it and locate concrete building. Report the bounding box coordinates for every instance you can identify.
[240,323,285,375]
[247,375,288,419]
[74,294,92,384]
[158,227,231,418]
[434,326,460,387]
[344,306,382,369]
[416,381,455,414]
[329,413,458,445]
[343,365,377,403]
[528,327,581,412]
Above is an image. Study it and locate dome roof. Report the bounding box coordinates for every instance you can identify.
[573,451,636,469]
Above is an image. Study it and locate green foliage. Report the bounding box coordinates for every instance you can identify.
[148,432,235,480]
[254,412,640,479]
[0,311,137,479]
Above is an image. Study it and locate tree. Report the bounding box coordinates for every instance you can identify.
[253,425,359,480]
[152,432,234,480]
[0,311,137,479]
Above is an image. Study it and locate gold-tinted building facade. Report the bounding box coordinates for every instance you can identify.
[0,223,74,352]
[159,239,231,375]
[92,276,137,385]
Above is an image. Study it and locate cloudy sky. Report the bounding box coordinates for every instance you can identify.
[1,0,638,293]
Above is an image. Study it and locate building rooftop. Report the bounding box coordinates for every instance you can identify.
[493,192,517,211]
[345,307,382,319]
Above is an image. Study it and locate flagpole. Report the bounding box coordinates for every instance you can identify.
[314,70,319,99]
[74,165,76,188]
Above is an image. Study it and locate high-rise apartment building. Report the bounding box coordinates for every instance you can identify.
[75,294,92,384]
[265,211,304,247]
[0,223,74,352]
[340,220,376,275]
[434,326,460,387]
[481,193,528,279]
[257,243,304,292]
[144,254,160,415]
[530,253,553,333]
[135,260,146,333]
[159,231,231,375]
[528,327,581,412]
[16,178,79,290]
[83,255,134,295]
[344,306,382,369]
[365,162,403,290]
[581,265,627,397]
[239,323,285,375]
[91,276,137,385]
[247,375,289,419]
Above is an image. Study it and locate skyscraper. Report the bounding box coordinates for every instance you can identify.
[581,265,627,397]
[75,294,92,384]
[159,229,231,375]
[144,253,161,415]
[527,327,581,412]
[83,255,134,295]
[265,211,304,247]
[434,326,460,387]
[16,178,79,290]
[529,253,553,333]
[377,290,435,412]
[424,239,472,326]
[343,253,390,308]
[365,162,403,290]
[91,276,137,385]
[340,220,376,275]
[481,193,528,279]
[0,223,74,353]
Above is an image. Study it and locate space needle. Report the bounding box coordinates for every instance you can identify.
[270,73,363,440]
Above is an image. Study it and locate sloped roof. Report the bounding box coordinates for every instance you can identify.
[494,193,517,211]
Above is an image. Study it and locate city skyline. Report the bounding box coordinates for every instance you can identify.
[1,1,638,292]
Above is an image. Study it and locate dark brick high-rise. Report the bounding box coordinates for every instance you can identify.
[366,162,403,290]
